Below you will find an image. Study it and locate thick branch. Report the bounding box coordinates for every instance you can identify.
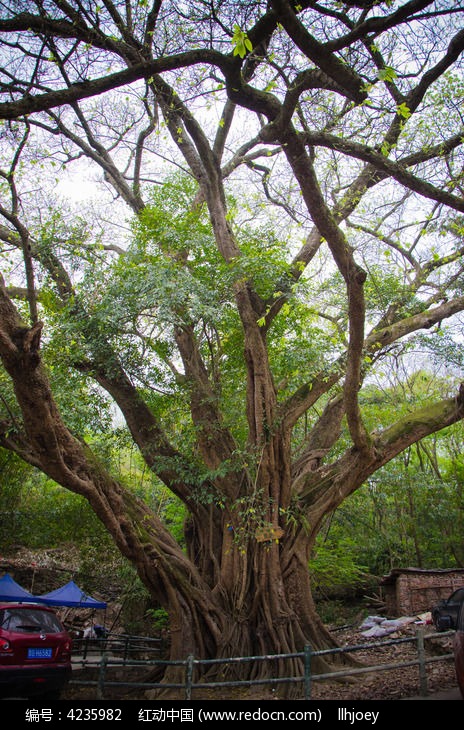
[376,386,464,459]
[327,0,439,52]
[298,385,464,510]
[0,220,203,505]
[292,395,345,480]
[282,295,464,431]
[174,324,240,499]
[271,0,368,104]
[303,131,464,213]
[90,366,200,505]
[0,51,231,120]
[280,125,370,451]
[366,296,464,350]
[0,276,224,642]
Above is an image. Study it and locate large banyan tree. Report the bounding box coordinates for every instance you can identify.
[0,0,464,692]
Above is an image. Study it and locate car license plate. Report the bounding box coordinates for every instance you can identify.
[27,647,53,659]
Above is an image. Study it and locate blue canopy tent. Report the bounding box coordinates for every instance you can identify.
[37,580,107,609]
[0,573,38,603]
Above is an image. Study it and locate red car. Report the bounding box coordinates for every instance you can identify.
[455,600,464,699]
[0,603,72,700]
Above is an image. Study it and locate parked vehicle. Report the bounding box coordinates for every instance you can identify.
[0,603,72,699]
[455,601,464,699]
[431,587,464,631]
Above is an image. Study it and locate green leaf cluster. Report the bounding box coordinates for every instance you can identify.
[231,24,253,58]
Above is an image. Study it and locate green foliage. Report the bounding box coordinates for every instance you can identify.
[309,375,464,580]
[0,0,463,654]
[0,435,187,557]
[378,67,397,83]
[396,102,411,120]
[145,607,169,632]
[152,485,187,547]
[0,471,112,550]
[359,371,447,434]
[45,362,113,437]
[330,426,464,575]
[229,234,291,301]
[363,265,413,319]
[231,25,253,58]
[316,599,364,627]
[417,327,464,371]
[310,528,369,594]
[0,450,33,546]
[60,173,328,448]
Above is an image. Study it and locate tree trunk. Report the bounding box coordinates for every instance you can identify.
[178,521,355,698]
[1,283,463,698]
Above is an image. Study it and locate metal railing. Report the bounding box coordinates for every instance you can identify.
[70,628,455,700]
[71,632,167,663]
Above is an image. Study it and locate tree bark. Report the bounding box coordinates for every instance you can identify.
[2,270,464,692]
[1,0,464,699]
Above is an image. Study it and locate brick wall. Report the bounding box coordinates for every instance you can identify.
[382,569,464,616]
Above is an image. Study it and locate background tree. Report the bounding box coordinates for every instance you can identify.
[316,373,464,584]
[0,1,464,692]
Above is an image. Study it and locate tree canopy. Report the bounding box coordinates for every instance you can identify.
[0,0,463,694]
